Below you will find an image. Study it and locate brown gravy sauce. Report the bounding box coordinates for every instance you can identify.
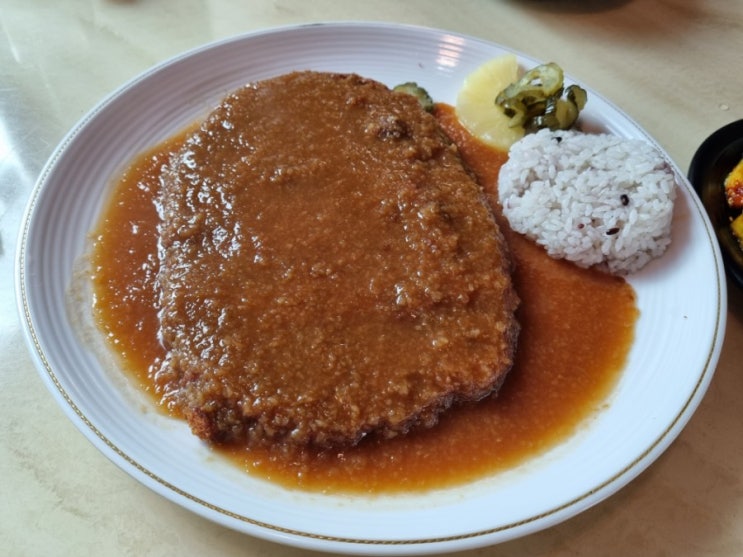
[89,104,637,494]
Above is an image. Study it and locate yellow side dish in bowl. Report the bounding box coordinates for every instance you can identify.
[688,119,743,287]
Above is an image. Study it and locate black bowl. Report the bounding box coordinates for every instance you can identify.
[688,119,743,288]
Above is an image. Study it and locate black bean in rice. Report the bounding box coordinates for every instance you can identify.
[498,129,677,275]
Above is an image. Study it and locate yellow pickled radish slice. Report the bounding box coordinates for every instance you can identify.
[455,54,525,151]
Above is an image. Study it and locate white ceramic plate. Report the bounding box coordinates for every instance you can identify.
[16,22,726,555]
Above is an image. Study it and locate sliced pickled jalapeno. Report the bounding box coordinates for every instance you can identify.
[495,63,587,132]
[393,82,435,112]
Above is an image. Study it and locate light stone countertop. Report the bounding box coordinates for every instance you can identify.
[2,1,742,555]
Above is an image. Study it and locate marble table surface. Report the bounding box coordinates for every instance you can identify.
[2,1,742,555]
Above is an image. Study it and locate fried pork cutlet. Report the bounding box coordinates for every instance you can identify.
[155,71,519,449]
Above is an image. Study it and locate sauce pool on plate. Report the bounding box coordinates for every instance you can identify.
[88,103,637,494]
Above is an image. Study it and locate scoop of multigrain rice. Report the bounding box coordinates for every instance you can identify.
[498,129,677,275]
